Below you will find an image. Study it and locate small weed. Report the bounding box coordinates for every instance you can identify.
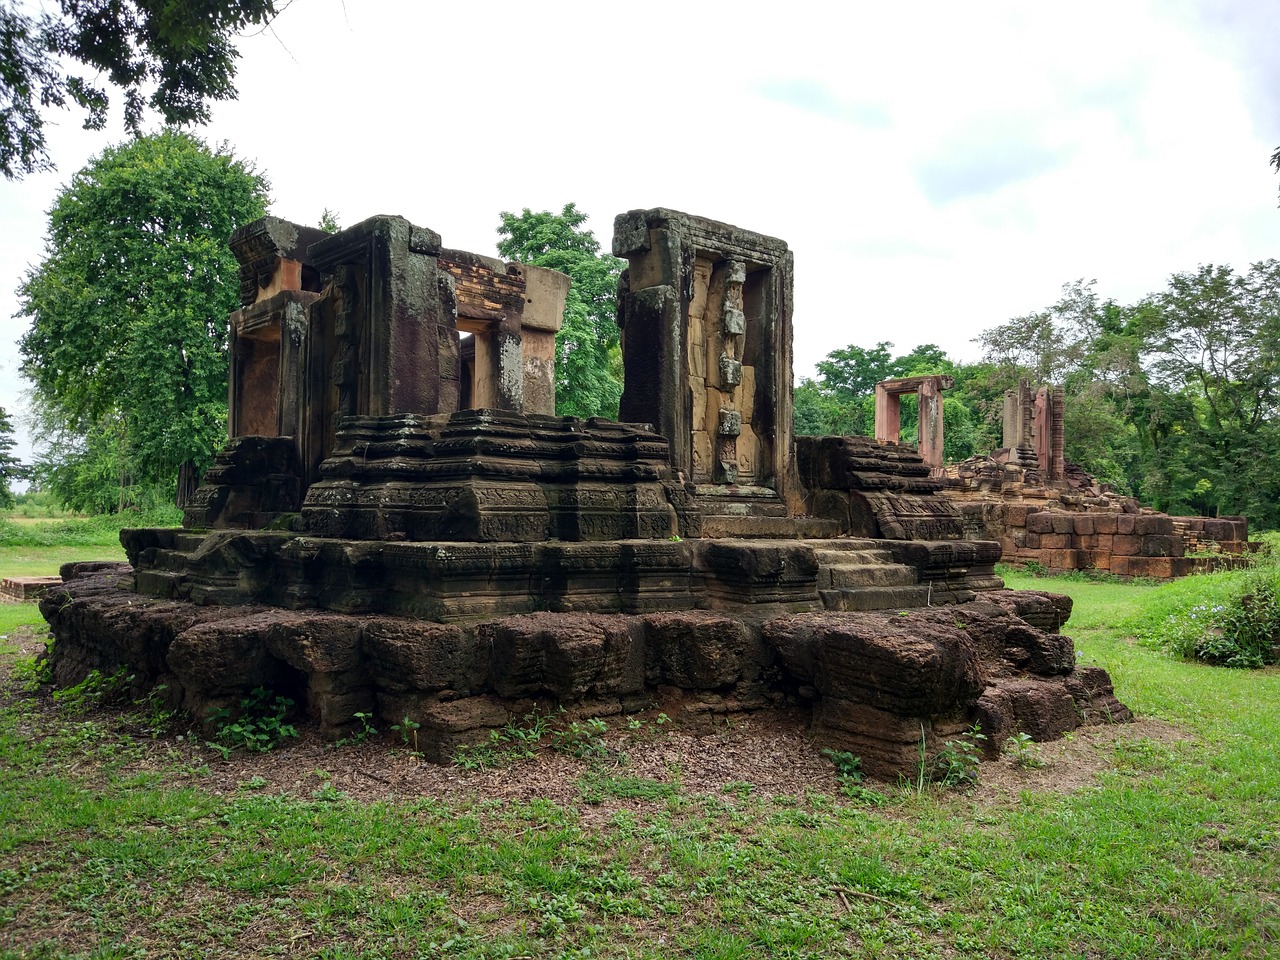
[928,723,987,788]
[820,748,863,782]
[1004,731,1045,769]
[11,654,53,692]
[838,781,890,805]
[390,715,421,753]
[551,718,609,759]
[207,687,298,754]
[451,710,551,770]
[821,747,878,802]
[335,711,377,747]
[52,666,133,713]
[905,722,982,794]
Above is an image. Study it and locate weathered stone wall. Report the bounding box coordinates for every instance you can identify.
[796,435,967,541]
[944,455,1256,577]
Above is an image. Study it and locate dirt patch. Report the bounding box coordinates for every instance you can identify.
[1,627,1191,812]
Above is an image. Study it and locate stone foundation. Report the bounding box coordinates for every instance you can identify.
[42,562,1129,778]
[944,455,1257,578]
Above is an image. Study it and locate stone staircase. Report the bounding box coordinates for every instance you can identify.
[695,483,842,539]
[809,538,933,612]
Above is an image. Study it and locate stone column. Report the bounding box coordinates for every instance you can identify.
[1049,384,1066,482]
[918,377,946,471]
[874,383,901,444]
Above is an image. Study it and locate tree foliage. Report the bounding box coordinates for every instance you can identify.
[17,129,269,511]
[0,406,24,509]
[0,0,277,179]
[495,204,623,419]
[1135,261,1280,523]
[973,265,1280,528]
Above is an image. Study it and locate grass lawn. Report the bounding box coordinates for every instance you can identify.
[0,565,1275,958]
[0,545,126,578]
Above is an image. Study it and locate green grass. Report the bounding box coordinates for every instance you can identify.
[0,505,179,576]
[0,545,126,578]
[0,605,43,640]
[0,572,1276,957]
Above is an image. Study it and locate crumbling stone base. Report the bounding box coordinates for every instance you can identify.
[42,563,1129,778]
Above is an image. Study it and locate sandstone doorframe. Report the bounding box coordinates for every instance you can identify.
[873,374,954,471]
[613,208,801,512]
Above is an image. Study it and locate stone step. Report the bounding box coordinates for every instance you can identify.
[812,548,895,566]
[173,532,208,552]
[822,563,919,589]
[805,539,884,552]
[819,584,935,612]
[150,548,198,573]
[698,501,789,519]
[698,516,842,539]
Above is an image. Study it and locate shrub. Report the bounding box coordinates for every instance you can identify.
[1144,570,1280,668]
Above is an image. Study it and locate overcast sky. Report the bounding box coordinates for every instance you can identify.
[1,0,1277,463]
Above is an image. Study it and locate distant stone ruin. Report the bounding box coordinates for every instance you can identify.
[872,374,953,473]
[40,212,1131,778]
[943,379,1256,577]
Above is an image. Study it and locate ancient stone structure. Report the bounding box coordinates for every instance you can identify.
[1000,379,1065,480]
[39,208,1132,778]
[196,215,570,530]
[943,381,1256,577]
[45,563,1127,776]
[613,209,804,534]
[873,374,953,472]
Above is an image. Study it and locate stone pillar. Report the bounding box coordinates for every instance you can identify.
[517,264,569,415]
[1033,387,1052,475]
[226,216,329,442]
[918,377,946,471]
[1049,384,1066,482]
[874,383,900,444]
[1002,390,1019,449]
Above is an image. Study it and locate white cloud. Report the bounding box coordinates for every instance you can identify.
[0,0,1275,467]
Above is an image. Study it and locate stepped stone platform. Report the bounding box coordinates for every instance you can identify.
[44,561,1128,778]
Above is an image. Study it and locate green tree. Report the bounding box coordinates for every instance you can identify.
[0,0,278,179]
[1272,146,1279,205]
[0,406,24,509]
[16,129,269,511]
[975,280,1151,490]
[495,204,624,419]
[1137,261,1280,526]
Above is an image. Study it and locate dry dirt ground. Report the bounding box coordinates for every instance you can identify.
[0,623,1191,812]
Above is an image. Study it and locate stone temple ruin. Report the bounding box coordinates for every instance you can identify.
[943,379,1257,578]
[41,209,1130,777]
